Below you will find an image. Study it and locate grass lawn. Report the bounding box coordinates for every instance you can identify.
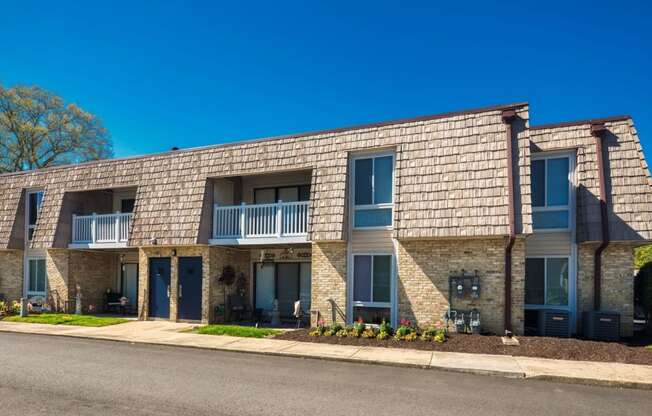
[193,324,280,338]
[2,313,129,327]
[647,345,652,351]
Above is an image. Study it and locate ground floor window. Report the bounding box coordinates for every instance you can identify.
[351,254,393,324]
[254,262,311,318]
[525,257,569,306]
[27,258,46,298]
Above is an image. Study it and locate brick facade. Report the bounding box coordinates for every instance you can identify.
[310,242,347,325]
[0,103,649,339]
[137,245,250,323]
[0,250,23,301]
[206,246,250,323]
[396,238,525,335]
[45,249,118,312]
[577,243,635,336]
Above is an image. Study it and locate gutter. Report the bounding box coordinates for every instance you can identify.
[591,123,610,311]
[502,109,517,333]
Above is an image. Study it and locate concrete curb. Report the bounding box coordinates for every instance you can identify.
[525,374,652,391]
[1,326,650,390]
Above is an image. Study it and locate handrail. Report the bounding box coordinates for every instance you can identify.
[213,201,309,239]
[72,212,133,244]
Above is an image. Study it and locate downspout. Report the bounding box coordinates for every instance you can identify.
[591,123,609,311]
[502,109,517,334]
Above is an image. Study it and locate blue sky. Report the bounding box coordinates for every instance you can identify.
[1,1,651,158]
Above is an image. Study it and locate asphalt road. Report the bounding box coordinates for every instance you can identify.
[1,332,650,416]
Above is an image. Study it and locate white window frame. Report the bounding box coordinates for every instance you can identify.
[524,255,570,309]
[25,256,47,299]
[531,153,572,232]
[25,189,44,243]
[351,152,395,230]
[350,252,394,311]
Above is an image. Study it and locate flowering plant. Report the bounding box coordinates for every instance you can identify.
[394,318,417,340]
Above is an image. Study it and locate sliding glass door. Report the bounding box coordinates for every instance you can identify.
[254,262,311,318]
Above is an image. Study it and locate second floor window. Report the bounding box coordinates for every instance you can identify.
[353,154,394,228]
[27,190,44,241]
[531,155,571,230]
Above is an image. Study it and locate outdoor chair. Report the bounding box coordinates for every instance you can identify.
[104,292,124,314]
[293,300,306,328]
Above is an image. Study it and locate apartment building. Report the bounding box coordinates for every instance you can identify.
[1,102,651,336]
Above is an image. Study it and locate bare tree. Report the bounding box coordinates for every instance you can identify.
[0,84,112,173]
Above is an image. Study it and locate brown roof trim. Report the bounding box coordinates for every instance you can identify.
[531,115,631,131]
[0,101,528,179]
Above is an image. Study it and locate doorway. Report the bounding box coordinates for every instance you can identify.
[178,257,203,321]
[121,263,138,313]
[148,258,171,319]
[254,262,311,319]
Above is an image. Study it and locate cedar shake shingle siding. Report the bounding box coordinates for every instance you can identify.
[1,102,650,249]
[530,118,652,242]
[0,103,533,248]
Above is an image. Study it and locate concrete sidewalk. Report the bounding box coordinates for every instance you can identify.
[1,320,650,390]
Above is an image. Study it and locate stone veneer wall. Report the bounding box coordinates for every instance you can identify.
[310,242,347,325]
[0,250,23,301]
[396,237,526,335]
[577,243,635,336]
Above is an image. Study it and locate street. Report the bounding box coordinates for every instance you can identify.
[0,332,650,416]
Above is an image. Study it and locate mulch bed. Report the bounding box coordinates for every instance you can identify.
[275,329,652,366]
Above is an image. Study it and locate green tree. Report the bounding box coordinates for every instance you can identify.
[0,84,112,173]
[635,244,652,270]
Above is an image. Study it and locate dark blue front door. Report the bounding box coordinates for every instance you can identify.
[178,257,203,320]
[149,258,171,318]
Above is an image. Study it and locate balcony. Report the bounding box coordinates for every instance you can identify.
[69,212,133,248]
[210,201,309,245]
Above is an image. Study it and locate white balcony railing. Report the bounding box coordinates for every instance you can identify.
[213,201,309,241]
[72,212,133,245]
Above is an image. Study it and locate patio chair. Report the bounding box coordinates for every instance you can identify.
[293,300,305,328]
[104,292,123,313]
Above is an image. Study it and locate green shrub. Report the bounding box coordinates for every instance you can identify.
[335,329,348,337]
[331,323,343,333]
[394,318,416,340]
[635,263,652,320]
[361,327,378,338]
[11,301,21,315]
[421,321,448,342]
[376,331,390,340]
[379,319,393,335]
[404,332,418,341]
[323,329,335,337]
[346,325,361,337]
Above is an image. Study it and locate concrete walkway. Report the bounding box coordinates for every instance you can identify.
[1,320,650,390]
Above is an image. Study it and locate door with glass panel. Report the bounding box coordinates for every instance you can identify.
[255,263,275,314]
[121,263,138,313]
[255,262,311,319]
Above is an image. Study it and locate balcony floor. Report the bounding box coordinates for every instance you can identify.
[208,236,309,246]
[68,242,129,249]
